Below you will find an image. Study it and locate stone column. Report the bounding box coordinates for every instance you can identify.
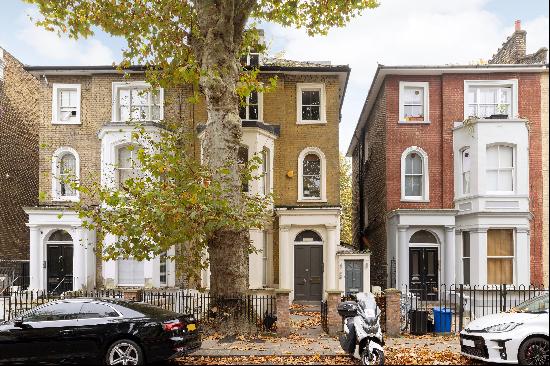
[444,226,456,286]
[248,229,263,289]
[28,225,42,290]
[384,288,401,337]
[144,259,155,288]
[470,228,487,286]
[326,290,343,336]
[278,224,291,290]
[516,227,530,285]
[72,226,83,291]
[455,229,463,284]
[326,225,338,291]
[397,225,409,292]
[275,289,291,337]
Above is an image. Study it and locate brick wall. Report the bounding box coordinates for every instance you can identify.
[489,29,547,65]
[541,71,549,288]
[358,85,387,288]
[0,49,39,260]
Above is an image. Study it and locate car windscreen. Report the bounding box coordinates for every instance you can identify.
[107,301,180,319]
[509,293,549,313]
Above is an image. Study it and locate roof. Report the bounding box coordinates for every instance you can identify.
[345,63,549,157]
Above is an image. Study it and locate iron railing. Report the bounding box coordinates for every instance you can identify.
[401,283,548,333]
[320,300,328,333]
[1,288,277,332]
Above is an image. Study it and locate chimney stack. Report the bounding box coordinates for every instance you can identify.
[515,20,521,31]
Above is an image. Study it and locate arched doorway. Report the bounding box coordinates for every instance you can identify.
[294,230,323,301]
[409,230,439,300]
[46,230,74,293]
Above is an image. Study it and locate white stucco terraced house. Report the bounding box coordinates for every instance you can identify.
[3,49,370,302]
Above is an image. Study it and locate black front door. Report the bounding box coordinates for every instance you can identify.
[409,247,438,300]
[47,244,74,293]
[294,245,323,301]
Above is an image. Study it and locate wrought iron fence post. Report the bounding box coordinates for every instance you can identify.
[458,284,464,331]
[501,284,507,313]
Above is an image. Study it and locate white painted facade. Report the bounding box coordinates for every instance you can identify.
[453,118,531,286]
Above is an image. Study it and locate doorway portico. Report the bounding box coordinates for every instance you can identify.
[275,207,340,303]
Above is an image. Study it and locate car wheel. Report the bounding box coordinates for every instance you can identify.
[105,339,144,365]
[518,337,549,365]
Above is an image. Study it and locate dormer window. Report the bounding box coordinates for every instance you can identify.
[112,82,163,122]
[52,84,81,124]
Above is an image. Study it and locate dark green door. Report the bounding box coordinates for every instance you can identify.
[294,245,323,301]
[345,260,363,295]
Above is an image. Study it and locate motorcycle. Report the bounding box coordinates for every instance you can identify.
[338,292,385,365]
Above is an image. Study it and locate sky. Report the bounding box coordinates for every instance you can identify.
[1,0,548,153]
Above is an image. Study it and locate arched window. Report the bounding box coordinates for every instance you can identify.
[116,144,142,188]
[48,230,73,242]
[409,230,438,244]
[295,230,322,242]
[298,147,326,201]
[52,147,79,201]
[401,147,429,201]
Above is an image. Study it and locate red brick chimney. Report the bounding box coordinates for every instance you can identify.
[515,20,521,31]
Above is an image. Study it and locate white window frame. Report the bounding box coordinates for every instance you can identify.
[239,90,263,121]
[52,84,81,125]
[460,147,471,196]
[399,82,429,124]
[112,81,164,122]
[116,258,145,287]
[51,146,80,202]
[260,147,271,196]
[262,231,268,287]
[462,231,470,285]
[464,79,519,120]
[116,143,142,189]
[485,143,515,194]
[298,147,327,202]
[296,83,327,124]
[400,146,429,202]
[486,229,516,285]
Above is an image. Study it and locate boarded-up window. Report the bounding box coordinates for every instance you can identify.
[487,229,514,284]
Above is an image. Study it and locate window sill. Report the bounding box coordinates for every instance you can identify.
[51,120,81,125]
[297,198,327,203]
[398,120,431,125]
[297,120,327,125]
[52,196,80,203]
[400,198,430,203]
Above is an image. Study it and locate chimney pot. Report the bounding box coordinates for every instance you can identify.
[515,20,521,31]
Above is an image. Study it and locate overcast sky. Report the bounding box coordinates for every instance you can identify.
[1,0,548,153]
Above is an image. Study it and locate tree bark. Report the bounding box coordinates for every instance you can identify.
[193,0,255,297]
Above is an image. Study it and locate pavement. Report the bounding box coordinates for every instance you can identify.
[192,304,462,357]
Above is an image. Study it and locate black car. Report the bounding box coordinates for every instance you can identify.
[0,298,201,365]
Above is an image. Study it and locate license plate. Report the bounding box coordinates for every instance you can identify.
[462,338,475,348]
[187,324,196,331]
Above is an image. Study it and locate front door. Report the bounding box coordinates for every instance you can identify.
[409,247,438,300]
[345,260,363,295]
[294,245,323,301]
[47,244,74,293]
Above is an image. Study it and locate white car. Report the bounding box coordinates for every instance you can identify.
[460,293,549,364]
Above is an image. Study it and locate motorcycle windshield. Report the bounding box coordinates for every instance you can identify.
[356,292,379,319]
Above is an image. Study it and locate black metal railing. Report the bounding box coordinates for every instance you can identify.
[401,283,548,334]
[1,289,123,321]
[142,290,277,332]
[320,300,328,333]
[1,288,276,333]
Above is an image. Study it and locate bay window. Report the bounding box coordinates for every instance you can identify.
[486,144,514,193]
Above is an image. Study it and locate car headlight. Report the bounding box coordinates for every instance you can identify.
[483,322,522,333]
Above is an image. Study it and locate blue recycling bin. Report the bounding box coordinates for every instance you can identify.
[433,307,452,333]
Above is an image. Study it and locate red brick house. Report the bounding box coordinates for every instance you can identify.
[347,24,548,294]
